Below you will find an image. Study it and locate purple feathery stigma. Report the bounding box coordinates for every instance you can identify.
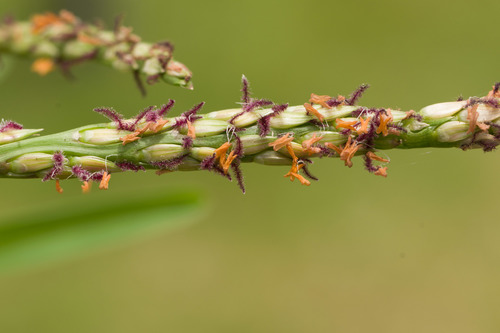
[350,107,367,118]
[257,116,271,137]
[174,102,204,128]
[150,154,188,170]
[157,99,175,117]
[300,161,318,181]
[182,136,193,149]
[492,82,500,95]
[326,98,344,108]
[0,120,23,132]
[115,161,145,172]
[317,145,335,158]
[345,84,370,106]
[405,112,423,121]
[465,97,500,109]
[309,119,324,128]
[94,107,135,131]
[184,102,205,119]
[478,140,498,152]
[71,165,92,182]
[242,99,273,112]
[231,159,245,193]
[388,123,407,133]
[363,154,379,173]
[233,135,244,157]
[213,165,232,181]
[90,170,105,181]
[134,105,156,125]
[340,129,351,136]
[42,151,65,182]
[200,154,216,170]
[200,155,232,181]
[257,103,288,137]
[241,75,250,104]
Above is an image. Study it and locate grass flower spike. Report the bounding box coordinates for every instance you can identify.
[0,10,193,94]
[1,75,499,193]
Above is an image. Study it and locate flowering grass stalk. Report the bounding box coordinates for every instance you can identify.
[1,77,499,193]
[0,10,193,94]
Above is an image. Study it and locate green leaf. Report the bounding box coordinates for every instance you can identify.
[0,190,202,274]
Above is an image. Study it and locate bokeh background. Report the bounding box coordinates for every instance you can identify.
[1,0,500,332]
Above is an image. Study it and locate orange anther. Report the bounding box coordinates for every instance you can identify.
[374,167,388,178]
[269,133,294,151]
[136,122,153,135]
[477,122,490,132]
[31,58,55,76]
[335,118,357,131]
[215,142,231,165]
[285,171,311,186]
[31,12,64,34]
[186,120,196,139]
[214,142,233,170]
[303,103,325,122]
[152,118,169,133]
[81,181,92,193]
[339,136,360,168]
[120,132,141,145]
[98,172,111,190]
[324,142,343,155]
[283,144,309,186]
[77,31,103,45]
[466,104,479,134]
[376,110,393,136]
[356,117,371,135]
[301,133,323,155]
[286,143,298,162]
[55,179,63,194]
[222,151,237,174]
[309,93,332,109]
[366,151,389,163]
[403,110,416,120]
[137,118,169,135]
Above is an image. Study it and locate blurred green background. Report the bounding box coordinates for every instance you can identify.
[1,0,500,332]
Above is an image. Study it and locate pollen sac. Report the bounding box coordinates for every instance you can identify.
[203,108,243,121]
[269,106,312,129]
[277,141,308,158]
[420,101,467,120]
[319,105,358,121]
[190,147,216,161]
[140,144,184,162]
[178,119,228,137]
[436,121,470,142]
[78,128,132,145]
[0,129,43,145]
[253,150,293,166]
[69,156,121,172]
[9,153,59,173]
[300,131,347,146]
[230,111,263,128]
[239,135,273,155]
